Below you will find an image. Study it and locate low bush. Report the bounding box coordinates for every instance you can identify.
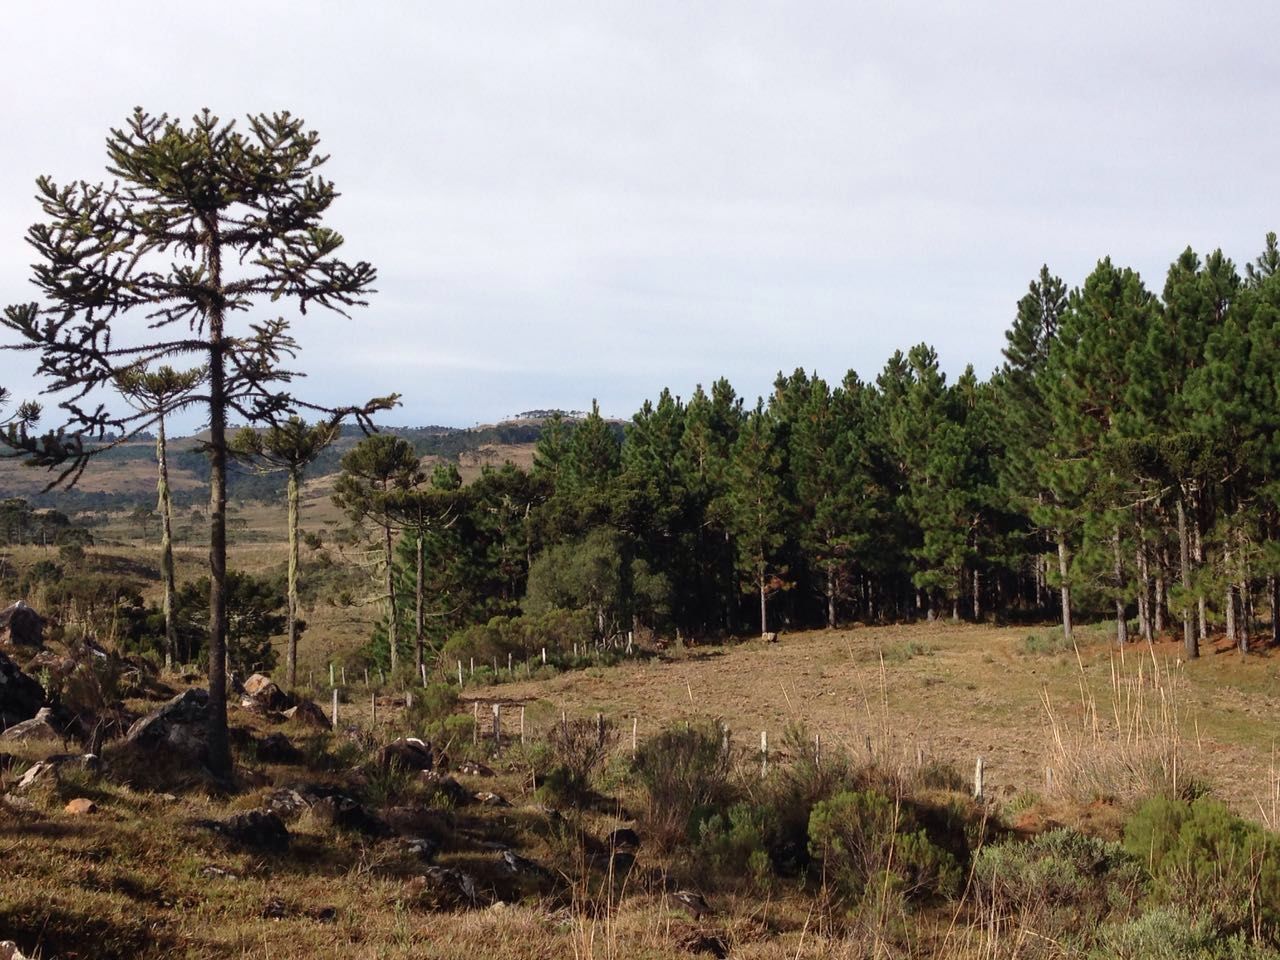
[1090,906,1280,960]
[633,722,734,850]
[1124,795,1280,941]
[973,829,1143,943]
[537,716,618,805]
[808,789,961,904]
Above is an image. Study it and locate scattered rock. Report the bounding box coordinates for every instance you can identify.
[283,699,331,730]
[0,600,45,648]
[257,732,302,765]
[0,940,32,960]
[13,760,59,793]
[500,848,551,879]
[0,649,45,729]
[420,771,473,806]
[309,793,392,837]
[456,760,494,777]
[243,673,291,711]
[475,791,510,807]
[418,865,487,909]
[64,798,96,815]
[762,631,778,643]
[125,688,210,762]
[196,810,290,852]
[671,890,713,920]
[198,865,238,880]
[264,788,310,822]
[379,736,435,771]
[678,931,728,958]
[396,836,439,862]
[0,707,65,744]
[262,896,289,920]
[607,827,641,853]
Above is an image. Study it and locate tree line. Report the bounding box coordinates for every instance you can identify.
[348,237,1280,671]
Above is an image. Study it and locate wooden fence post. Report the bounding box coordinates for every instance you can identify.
[520,705,526,745]
[541,647,546,665]
[329,663,334,687]
[370,691,377,725]
[760,730,768,778]
[458,660,464,687]
[472,701,479,745]
[331,688,338,728]
[973,756,985,801]
[493,703,502,748]
[632,717,638,757]
[421,663,427,688]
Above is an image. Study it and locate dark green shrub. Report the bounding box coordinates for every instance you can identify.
[697,801,774,885]
[633,722,734,850]
[1124,796,1280,940]
[807,789,961,903]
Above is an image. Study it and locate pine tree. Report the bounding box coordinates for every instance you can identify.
[1,110,389,777]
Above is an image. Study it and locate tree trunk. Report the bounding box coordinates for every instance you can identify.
[1057,533,1073,643]
[1154,550,1166,635]
[972,568,981,621]
[1136,541,1152,643]
[759,567,768,637]
[1270,575,1279,647]
[285,467,300,688]
[825,567,836,629]
[205,219,231,780]
[1176,497,1197,659]
[415,531,425,673]
[1113,529,1128,645]
[1192,512,1207,640]
[384,523,398,675]
[156,414,178,671]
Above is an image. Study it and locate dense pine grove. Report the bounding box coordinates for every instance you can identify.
[360,235,1280,668]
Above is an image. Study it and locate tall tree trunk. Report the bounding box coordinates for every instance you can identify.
[1176,497,1197,659]
[285,467,300,688]
[384,523,398,675]
[1154,547,1166,635]
[1192,512,1207,640]
[758,563,768,637]
[1270,575,1279,647]
[972,568,981,621]
[1136,541,1152,643]
[415,531,425,673]
[205,218,231,780]
[1113,529,1128,645]
[1057,533,1073,643]
[156,414,178,671]
[825,567,836,629]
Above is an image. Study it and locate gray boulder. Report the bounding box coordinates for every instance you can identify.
[124,688,209,761]
[0,707,63,744]
[0,601,45,648]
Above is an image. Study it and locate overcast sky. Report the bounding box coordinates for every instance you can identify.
[2,1,1277,431]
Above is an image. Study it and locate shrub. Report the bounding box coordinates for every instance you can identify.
[697,801,774,886]
[807,789,961,904]
[633,722,734,850]
[1124,796,1280,940]
[1090,906,1280,960]
[973,829,1143,942]
[538,716,618,805]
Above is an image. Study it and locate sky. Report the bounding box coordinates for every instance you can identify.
[2,1,1278,431]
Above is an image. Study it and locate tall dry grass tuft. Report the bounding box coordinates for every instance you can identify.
[1041,646,1199,804]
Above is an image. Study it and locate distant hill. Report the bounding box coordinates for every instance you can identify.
[0,417,565,514]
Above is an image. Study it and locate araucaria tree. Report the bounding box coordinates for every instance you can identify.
[1,109,391,779]
[231,416,341,687]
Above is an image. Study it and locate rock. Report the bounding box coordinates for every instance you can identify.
[262,896,289,920]
[500,848,551,879]
[418,865,487,908]
[13,760,58,793]
[457,760,494,777]
[257,732,302,765]
[0,601,45,648]
[475,791,510,807]
[0,650,45,729]
[196,810,290,852]
[678,932,729,958]
[671,890,713,920]
[396,836,439,862]
[0,707,64,744]
[378,737,434,771]
[420,771,472,806]
[199,865,238,880]
[306,789,392,837]
[264,788,309,822]
[125,688,209,762]
[0,940,32,960]
[64,798,96,815]
[243,673,290,711]
[607,827,641,853]
[762,631,778,643]
[283,699,331,730]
